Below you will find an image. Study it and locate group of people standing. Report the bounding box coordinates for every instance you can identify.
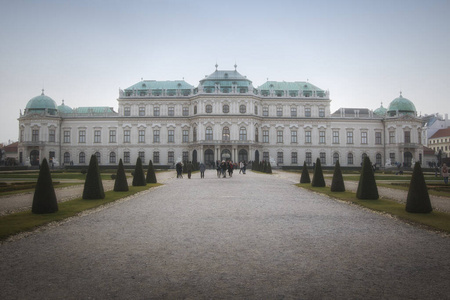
[175,160,247,179]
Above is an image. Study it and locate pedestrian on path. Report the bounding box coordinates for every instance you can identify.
[187,161,193,179]
[199,162,206,178]
[442,163,449,184]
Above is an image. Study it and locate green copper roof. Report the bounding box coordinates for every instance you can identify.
[72,107,116,114]
[57,101,73,114]
[200,69,251,83]
[125,80,194,91]
[25,90,58,111]
[373,103,387,116]
[258,81,323,91]
[387,94,416,114]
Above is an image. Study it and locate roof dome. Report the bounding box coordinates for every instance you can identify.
[387,93,416,116]
[373,102,387,116]
[25,90,58,115]
[57,100,73,114]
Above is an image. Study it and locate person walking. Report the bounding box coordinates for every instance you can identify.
[442,163,449,184]
[239,161,244,174]
[242,160,247,174]
[199,162,206,178]
[187,161,194,179]
[176,162,183,178]
[221,160,227,178]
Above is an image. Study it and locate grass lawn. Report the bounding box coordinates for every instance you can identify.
[297,184,450,234]
[0,184,160,241]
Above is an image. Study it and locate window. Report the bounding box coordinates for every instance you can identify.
[153,106,160,116]
[193,128,197,142]
[79,130,86,143]
[255,128,259,142]
[139,130,145,143]
[254,105,258,115]
[183,130,189,143]
[168,130,175,143]
[418,130,422,144]
[109,152,116,164]
[139,107,145,116]
[376,153,382,166]
[291,152,298,164]
[320,152,326,165]
[168,151,174,164]
[109,130,116,143]
[194,105,197,114]
[205,127,213,140]
[139,151,145,164]
[263,130,269,143]
[79,152,85,164]
[404,131,411,144]
[319,108,325,117]
[222,127,230,141]
[153,130,160,143]
[347,131,353,144]
[291,107,297,117]
[64,130,70,143]
[124,130,130,143]
[239,127,247,141]
[390,153,395,164]
[182,151,189,163]
[183,107,189,116]
[240,105,246,113]
[306,152,312,165]
[124,107,131,116]
[49,151,55,162]
[124,151,130,163]
[305,107,311,117]
[168,107,174,116]
[389,131,395,144]
[64,152,70,164]
[95,152,101,164]
[361,132,368,144]
[277,106,283,117]
[49,129,56,142]
[32,129,39,142]
[333,131,339,144]
[94,130,101,143]
[277,152,284,164]
[277,130,283,143]
[305,131,311,143]
[291,131,297,143]
[263,107,269,116]
[319,131,325,144]
[206,104,212,113]
[375,132,382,145]
[223,105,229,113]
[347,153,354,165]
[333,153,339,165]
[263,151,269,162]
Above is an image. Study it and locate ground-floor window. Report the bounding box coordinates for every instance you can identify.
[95,152,101,164]
[263,151,269,162]
[347,153,353,165]
[390,153,395,164]
[124,151,130,163]
[64,152,70,164]
[182,151,188,163]
[79,152,85,164]
[168,151,174,164]
[291,152,297,164]
[305,152,312,166]
[277,152,283,164]
[109,152,116,164]
[152,151,158,164]
[376,153,382,166]
[320,152,326,165]
[139,151,145,164]
[333,152,339,165]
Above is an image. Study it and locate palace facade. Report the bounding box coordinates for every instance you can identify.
[18,66,426,168]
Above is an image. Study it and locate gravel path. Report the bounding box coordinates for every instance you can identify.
[1,170,449,299]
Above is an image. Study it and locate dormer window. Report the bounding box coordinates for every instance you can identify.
[223,105,229,113]
[206,104,212,113]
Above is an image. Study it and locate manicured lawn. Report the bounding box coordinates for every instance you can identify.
[0,184,160,241]
[297,184,450,234]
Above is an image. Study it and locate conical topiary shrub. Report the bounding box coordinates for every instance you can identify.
[146,160,157,184]
[300,161,311,183]
[32,158,58,214]
[114,159,129,192]
[331,160,345,192]
[267,162,273,174]
[356,156,379,200]
[132,157,146,186]
[311,158,325,187]
[406,162,432,213]
[83,154,105,199]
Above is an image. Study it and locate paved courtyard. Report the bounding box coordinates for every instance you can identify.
[1,170,450,299]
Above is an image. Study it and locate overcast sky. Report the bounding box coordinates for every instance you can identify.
[1,0,449,144]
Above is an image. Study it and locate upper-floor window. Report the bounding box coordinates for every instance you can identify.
[291,107,297,117]
[404,131,411,144]
[389,131,395,144]
[168,130,175,143]
[255,127,259,142]
[109,130,116,143]
[375,132,382,145]
[205,127,213,140]
[263,107,269,116]
[206,104,212,113]
[222,127,230,141]
[319,108,325,117]
[168,107,175,117]
[94,130,101,143]
[64,130,70,143]
[361,132,368,144]
[417,130,422,145]
[153,130,160,143]
[183,107,189,116]
[254,105,258,115]
[319,131,326,144]
[291,130,297,143]
[124,129,131,143]
[183,130,189,143]
[49,129,56,142]
[263,130,269,143]
[277,106,283,117]
[193,127,197,142]
[194,105,197,114]
[124,107,131,116]
[305,107,311,117]
[223,105,229,113]
[333,131,339,144]
[79,130,86,143]
[139,107,145,116]
[277,130,283,143]
[239,127,247,141]
[138,129,145,143]
[347,131,353,144]
[153,106,160,116]
[305,131,311,143]
[240,105,246,113]
[32,129,39,142]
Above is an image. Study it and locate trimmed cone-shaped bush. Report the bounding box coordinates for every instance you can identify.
[32,158,58,214]
[146,160,157,184]
[356,156,379,200]
[300,161,311,183]
[311,158,325,187]
[406,162,432,213]
[267,162,273,174]
[331,160,345,192]
[114,159,129,192]
[132,157,146,186]
[83,155,105,199]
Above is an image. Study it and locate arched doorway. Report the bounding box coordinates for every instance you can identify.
[192,150,197,164]
[204,149,214,168]
[238,149,248,163]
[30,150,39,166]
[404,152,413,167]
[221,149,231,161]
[255,150,260,162]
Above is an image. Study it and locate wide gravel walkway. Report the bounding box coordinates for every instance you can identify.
[1,170,449,299]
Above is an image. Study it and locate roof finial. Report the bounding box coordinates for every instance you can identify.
[215,63,218,70]
[381,101,383,107]
[62,99,64,105]
[41,89,45,95]
[234,62,237,70]
[400,91,402,97]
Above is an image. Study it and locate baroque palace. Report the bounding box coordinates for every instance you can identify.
[18,65,425,168]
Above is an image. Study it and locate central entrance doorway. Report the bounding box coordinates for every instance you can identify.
[221,149,231,161]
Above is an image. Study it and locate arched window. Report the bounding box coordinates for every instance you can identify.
[206,104,212,113]
[240,104,246,113]
[376,153,382,166]
[222,127,230,141]
[95,152,101,164]
[79,152,86,164]
[64,152,70,164]
[205,127,213,140]
[109,152,116,164]
[194,105,197,114]
[347,153,353,165]
[333,153,339,165]
[193,127,197,142]
[239,127,247,141]
[255,127,259,142]
[223,104,229,113]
